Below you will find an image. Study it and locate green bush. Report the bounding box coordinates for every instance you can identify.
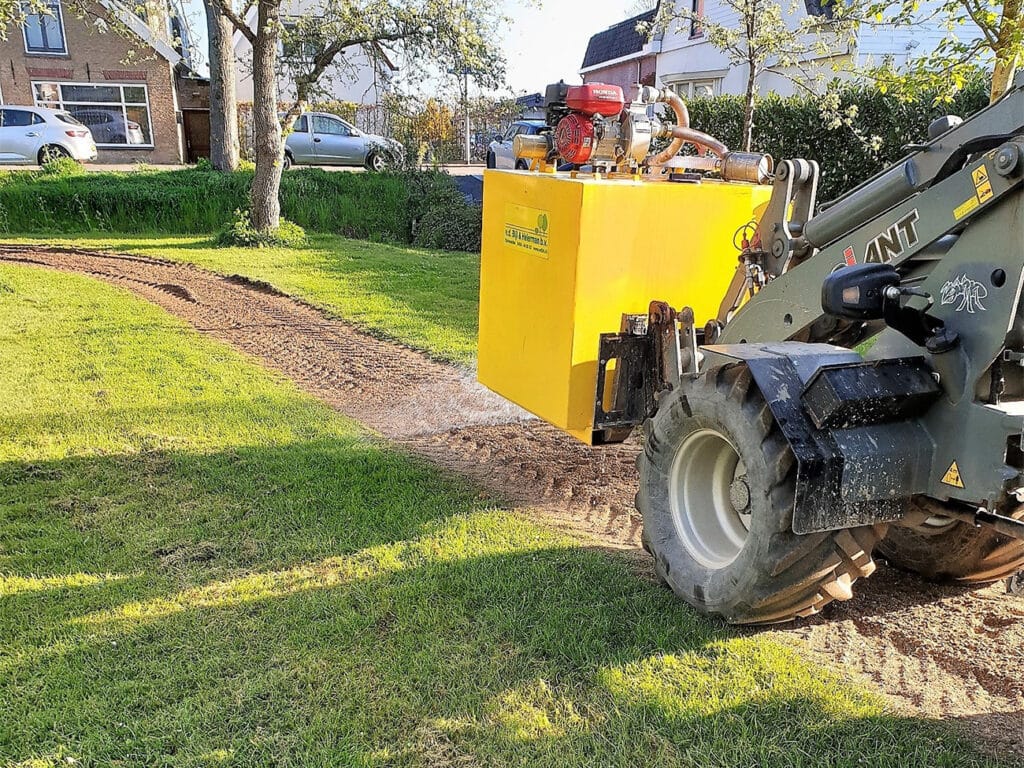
[39,156,87,178]
[686,76,990,201]
[0,166,482,252]
[217,209,307,248]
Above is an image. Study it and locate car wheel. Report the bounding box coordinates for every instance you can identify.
[282,152,293,171]
[366,151,388,172]
[486,151,496,169]
[514,159,529,171]
[38,145,71,165]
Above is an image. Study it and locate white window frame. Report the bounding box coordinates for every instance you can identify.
[32,80,155,148]
[667,79,720,99]
[21,0,68,56]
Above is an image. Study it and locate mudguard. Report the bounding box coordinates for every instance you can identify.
[702,342,941,534]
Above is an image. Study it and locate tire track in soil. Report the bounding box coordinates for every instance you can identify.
[4,245,1022,757]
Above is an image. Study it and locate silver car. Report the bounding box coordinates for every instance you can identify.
[486,120,549,170]
[283,112,403,171]
[0,105,97,164]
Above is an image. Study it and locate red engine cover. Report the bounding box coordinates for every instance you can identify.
[555,113,596,164]
[565,83,625,117]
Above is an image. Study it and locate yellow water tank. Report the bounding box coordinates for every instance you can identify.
[478,170,771,444]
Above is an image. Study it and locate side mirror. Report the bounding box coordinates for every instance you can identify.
[821,263,900,320]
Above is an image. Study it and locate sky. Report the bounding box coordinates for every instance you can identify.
[181,0,640,96]
[497,0,641,94]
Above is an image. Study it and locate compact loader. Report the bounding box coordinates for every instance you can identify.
[478,74,1024,624]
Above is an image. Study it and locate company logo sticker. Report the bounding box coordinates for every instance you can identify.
[863,209,920,263]
[940,274,988,313]
[504,204,550,258]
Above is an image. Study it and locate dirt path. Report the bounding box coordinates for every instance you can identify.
[3,246,1022,757]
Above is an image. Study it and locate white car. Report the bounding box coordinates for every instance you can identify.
[486,120,550,170]
[0,105,98,165]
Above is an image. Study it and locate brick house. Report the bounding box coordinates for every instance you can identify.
[0,0,210,163]
[579,8,661,94]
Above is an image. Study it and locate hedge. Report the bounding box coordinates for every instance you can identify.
[686,76,991,201]
[0,166,482,252]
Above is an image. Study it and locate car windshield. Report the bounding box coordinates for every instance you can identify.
[55,112,83,125]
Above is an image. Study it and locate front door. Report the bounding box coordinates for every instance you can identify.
[310,114,360,164]
[182,109,211,163]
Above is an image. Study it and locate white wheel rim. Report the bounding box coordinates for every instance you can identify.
[371,154,386,171]
[668,428,751,569]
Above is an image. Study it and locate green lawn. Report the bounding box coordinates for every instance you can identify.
[0,264,1008,767]
[6,233,480,366]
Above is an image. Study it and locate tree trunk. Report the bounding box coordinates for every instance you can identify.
[990,0,1021,102]
[203,0,238,171]
[250,0,283,232]
[742,59,756,152]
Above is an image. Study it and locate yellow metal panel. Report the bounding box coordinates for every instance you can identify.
[478,170,771,444]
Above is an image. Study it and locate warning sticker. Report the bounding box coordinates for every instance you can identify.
[954,196,980,221]
[972,165,994,204]
[942,461,965,489]
[504,203,550,258]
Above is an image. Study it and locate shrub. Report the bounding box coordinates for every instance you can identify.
[39,156,87,178]
[0,166,481,251]
[686,76,990,201]
[217,209,307,248]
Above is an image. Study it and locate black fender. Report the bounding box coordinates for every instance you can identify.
[702,342,941,533]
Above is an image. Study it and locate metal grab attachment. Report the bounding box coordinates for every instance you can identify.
[592,301,703,443]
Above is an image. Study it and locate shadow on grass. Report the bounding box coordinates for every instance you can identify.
[0,441,1010,767]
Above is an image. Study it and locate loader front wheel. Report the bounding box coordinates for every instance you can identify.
[879,497,1024,583]
[638,365,884,624]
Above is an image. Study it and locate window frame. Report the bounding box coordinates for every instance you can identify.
[31,80,155,148]
[311,114,352,137]
[688,0,705,39]
[22,0,68,56]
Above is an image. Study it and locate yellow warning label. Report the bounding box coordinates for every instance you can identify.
[972,165,994,204]
[503,203,550,258]
[954,196,980,220]
[942,461,965,489]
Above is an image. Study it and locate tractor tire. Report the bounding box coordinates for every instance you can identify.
[878,497,1024,583]
[637,364,885,624]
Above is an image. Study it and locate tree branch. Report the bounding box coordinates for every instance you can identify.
[211,0,255,44]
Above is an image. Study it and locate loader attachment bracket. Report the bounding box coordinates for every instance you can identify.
[704,342,941,534]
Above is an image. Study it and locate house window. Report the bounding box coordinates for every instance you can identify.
[281,19,320,61]
[668,80,719,99]
[22,0,66,55]
[33,82,154,147]
[689,0,705,38]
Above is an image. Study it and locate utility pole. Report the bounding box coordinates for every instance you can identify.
[463,68,471,165]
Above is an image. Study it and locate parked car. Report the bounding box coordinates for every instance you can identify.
[283,112,403,171]
[70,108,146,145]
[0,106,97,164]
[487,120,550,170]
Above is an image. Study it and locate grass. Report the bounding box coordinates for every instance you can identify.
[0,264,1010,767]
[6,233,480,366]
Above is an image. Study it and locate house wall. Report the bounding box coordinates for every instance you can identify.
[654,0,973,98]
[581,55,657,93]
[233,0,393,106]
[0,1,187,163]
